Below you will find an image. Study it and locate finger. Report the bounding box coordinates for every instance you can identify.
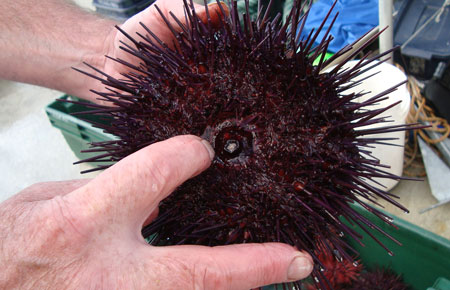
[149,243,313,290]
[130,1,229,44]
[13,179,91,203]
[196,2,230,27]
[151,1,229,27]
[67,135,214,229]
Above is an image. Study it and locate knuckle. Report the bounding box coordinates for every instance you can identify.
[146,154,179,192]
[254,244,289,283]
[145,159,173,192]
[16,182,48,198]
[192,259,231,290]
[43,196,89,243]
[15,196,89,259]
[24,182,47,191]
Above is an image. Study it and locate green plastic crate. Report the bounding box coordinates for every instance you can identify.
[45,95,117,165]
[344,204,450,290]
[46,96,450,289]
[428,277,450,290]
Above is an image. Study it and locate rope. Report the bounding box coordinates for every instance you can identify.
[399,65,450,176]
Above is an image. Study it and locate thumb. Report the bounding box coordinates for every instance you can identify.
[150,243,313,290]
[66,135,214,230]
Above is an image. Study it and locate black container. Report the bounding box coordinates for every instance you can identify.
[93,0,143,9]
[440,60,450,90]
[93,0,155,21]
[393,0,450,80]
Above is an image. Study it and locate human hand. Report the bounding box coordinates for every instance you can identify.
[0,135,313,289]
[99,0,228,87]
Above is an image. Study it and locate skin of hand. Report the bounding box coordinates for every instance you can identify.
[103,1,230,81]
[0,135,313,289]
[0,0,228,103]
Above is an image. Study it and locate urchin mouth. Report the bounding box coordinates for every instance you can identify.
[202,119,256,166]
[215,125,254,161]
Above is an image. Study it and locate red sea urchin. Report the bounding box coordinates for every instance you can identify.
[305,243,362,290]
[71,0,420,288]
[345,267,411,290]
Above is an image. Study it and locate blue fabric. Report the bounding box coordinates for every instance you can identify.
[299,0,379,53]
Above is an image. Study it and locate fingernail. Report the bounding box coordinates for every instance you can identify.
[287,255,313,281]
[201,139,215,160]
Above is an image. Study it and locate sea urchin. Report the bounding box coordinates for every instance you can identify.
[71,0,419,288]
[345,267,411,290]
[305,242,363,290]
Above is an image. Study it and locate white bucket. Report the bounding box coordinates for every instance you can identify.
[338,60,410,191]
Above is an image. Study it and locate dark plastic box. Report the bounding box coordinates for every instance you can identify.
[94,0,155,20]
[93,0,143,9]
[394,0,450,80]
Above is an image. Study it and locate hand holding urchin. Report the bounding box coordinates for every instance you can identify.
[73,1,418,288]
